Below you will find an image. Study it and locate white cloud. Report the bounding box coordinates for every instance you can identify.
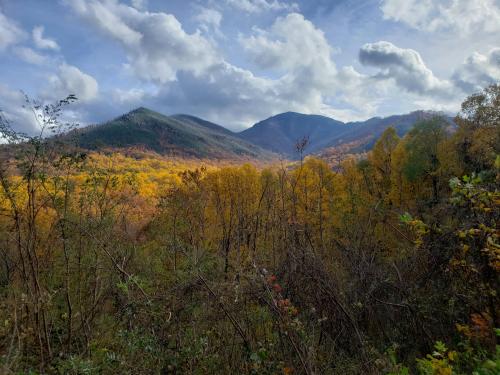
[333,66,387,117]
[241,13,336,81]
[359,41,453,97]
[63,2,459,129]
[225,0,299,14]
[154,14,381,128]
[238,13,384,121]
[12,46,47,65]
[194,7,223,36]
[359,41,500,100]
[381,0,500,36]
[0,81,100,137]
[153,62,286,129]
[63,2,380,126]
[130,0,147,10]
[452,48,500,92]
[65,0,142,45]
[32,26,60,50]
[112,87,146,104]
[65,2,374,127]
[46,63,99,102]
[0,9,26,50]
[151,64,379,129]
[411,96,462,114]
[64,0,218,83]
[0,84,40,135]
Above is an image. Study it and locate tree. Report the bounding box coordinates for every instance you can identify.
[369,127,400,201]
[0,94,79,370]
[402,117,449,203]
[454,84,500,173]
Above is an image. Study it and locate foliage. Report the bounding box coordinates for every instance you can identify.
[0,85,498,374]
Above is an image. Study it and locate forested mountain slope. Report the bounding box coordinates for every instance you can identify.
[238,112,347,155]
[239,110,453,158]
[53,106,453,162]
[67,107,274,160]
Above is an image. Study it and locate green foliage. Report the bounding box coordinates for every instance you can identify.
[416,333,500,375]
[402,118,447,182]
[385,345,410,375]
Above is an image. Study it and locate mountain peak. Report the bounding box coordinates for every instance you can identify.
[128,107,155,115]
[115,107,164,124]
[67,108,274,160]
[239,111,347,156]
[238,110,454,158]
[268,111,341,122]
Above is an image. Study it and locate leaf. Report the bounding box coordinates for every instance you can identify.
[434,341,447,353]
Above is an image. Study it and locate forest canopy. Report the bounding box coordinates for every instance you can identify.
[0,85,499,374]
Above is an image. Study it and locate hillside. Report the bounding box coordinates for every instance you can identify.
[53,108,453,162]
[238,112,347,156]
[68,107,274,160]
[323,110,453,152]
[238,110,453,159]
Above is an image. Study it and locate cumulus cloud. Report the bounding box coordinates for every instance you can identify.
[154,14,379,128]
[380,0,500,36]
[112,87,146,104]
[359,41,453,97]
[194,7,223,36]
[130,0,147,10]
[225,0,299,14]
[238,13,352,113]
[333,66,387,117]
[12,46,47,65]
[61,2,403,128]
[152,63,287,129]
[241,13,336,80]
[0,9,26,50]
[0,84,41,135]
[64,3,378,127]
[0,81,101,137]
[32,26,60,50]
[149,64,379,129]
[452,48,500,92]
[46,63,99,102]
[64,0,218,83]
[93,12,376,129]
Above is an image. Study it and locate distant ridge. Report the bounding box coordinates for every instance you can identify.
[55,107,453,161]
[238,110,453,158]
[323,110,454,152]
[238,112,346,155]
[67,107,274,160]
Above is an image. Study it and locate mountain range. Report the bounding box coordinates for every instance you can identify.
[66,107,272,160]
[62,107,453,160]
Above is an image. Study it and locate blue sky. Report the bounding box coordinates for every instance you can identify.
[0,0,499,133]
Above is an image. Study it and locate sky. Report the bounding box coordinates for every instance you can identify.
[0,0,499,133]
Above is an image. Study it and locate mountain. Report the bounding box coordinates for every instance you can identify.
[56,108,452,162]
[322,110,453,152]
[68,107,273,160]
[238,112,347,156]
[238,110,453,158]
